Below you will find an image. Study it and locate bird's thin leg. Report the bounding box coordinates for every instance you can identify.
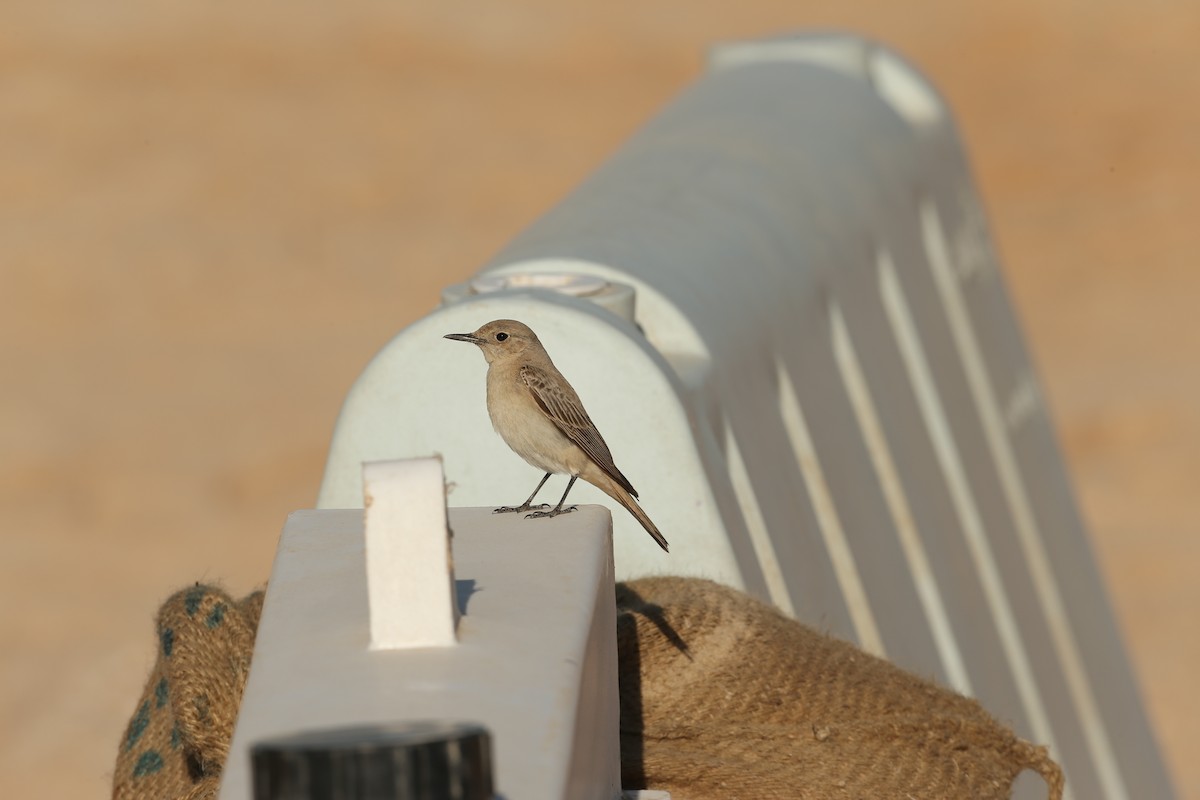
[494,472,552,514]
[527,475,579,519]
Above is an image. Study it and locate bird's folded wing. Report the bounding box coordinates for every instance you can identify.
[521,364,638,497]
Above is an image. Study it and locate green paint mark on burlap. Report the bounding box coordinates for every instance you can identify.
[160,627,174,657]
[206,602,226,629]
[133,750,164,777]
[125,700,150,751]
[185,585,205,617]
[155,677,169,708]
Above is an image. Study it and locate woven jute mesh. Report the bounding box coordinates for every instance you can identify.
[617,577,1063,799]
[112,584,263,800]
[113,577,1062,799]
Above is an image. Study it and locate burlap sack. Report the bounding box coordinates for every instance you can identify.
[112,584,264,800]
[618,577,1063,799]
[113,577,1062,799]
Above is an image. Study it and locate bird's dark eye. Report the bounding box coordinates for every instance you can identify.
[495,332,508,341]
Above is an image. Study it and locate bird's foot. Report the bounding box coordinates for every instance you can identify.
[526,505,578,519]
[494,503,550,515]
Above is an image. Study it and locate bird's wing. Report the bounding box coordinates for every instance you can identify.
[520,363,638,497]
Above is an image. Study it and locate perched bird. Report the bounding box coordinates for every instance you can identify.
[444,319,669,552]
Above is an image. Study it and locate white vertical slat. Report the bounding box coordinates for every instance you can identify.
[829,302,970,692]
[878,254,1063,761]
[922,200,1128,800]
[723,420,797,617]
[776,359,886,657]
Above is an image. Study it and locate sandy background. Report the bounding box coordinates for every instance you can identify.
[2,1,1197,796]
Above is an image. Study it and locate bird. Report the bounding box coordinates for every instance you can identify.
[444,319,669,552]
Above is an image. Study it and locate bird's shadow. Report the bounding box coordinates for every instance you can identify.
[615,583,691,791]
[455,578,478,615]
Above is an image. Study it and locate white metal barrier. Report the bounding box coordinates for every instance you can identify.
[296,31,1175,799]
[220,459,622,799]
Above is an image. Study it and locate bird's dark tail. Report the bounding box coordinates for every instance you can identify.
[587,469,669,552]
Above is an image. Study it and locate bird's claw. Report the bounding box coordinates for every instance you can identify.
[525,505,578,519]
[494,503,550,515]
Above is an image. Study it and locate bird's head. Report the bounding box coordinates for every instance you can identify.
[444,319,541,364]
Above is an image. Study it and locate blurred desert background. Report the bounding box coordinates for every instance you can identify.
[2,1,1197,796]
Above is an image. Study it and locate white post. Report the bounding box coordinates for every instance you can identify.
[363,458,458,649]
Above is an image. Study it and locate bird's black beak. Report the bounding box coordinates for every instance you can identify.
[444,333,484,344]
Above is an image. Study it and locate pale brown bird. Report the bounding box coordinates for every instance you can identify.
[444,319,669,552]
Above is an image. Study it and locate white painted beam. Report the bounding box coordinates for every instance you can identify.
[218,506,621,800]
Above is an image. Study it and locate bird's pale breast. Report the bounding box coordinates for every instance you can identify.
[486,364,586,475]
